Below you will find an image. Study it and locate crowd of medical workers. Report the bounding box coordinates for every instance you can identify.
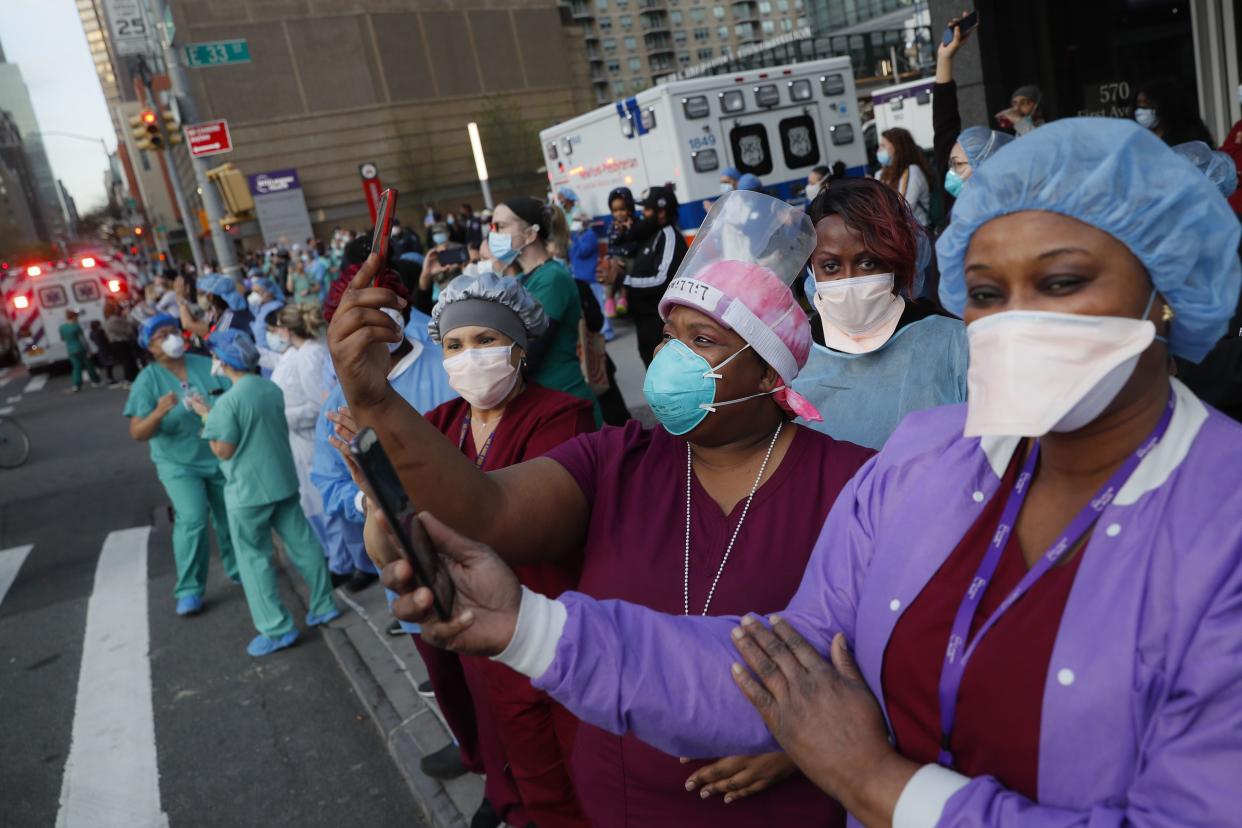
[114,16,1242,824]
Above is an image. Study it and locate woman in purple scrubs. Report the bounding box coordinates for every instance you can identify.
[376,120,1242,826]
[328,193,874,826]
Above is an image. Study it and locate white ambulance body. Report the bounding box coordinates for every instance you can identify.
[4,256,133,369]
[871,76,936,151]
[540,56,866,229]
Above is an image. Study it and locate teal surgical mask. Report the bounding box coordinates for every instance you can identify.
[642,340,778,435]
[945,169,965,198]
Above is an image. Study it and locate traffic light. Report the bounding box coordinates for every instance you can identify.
[130,109,163,151]
[163,110,183,144]
[134,226,144,236]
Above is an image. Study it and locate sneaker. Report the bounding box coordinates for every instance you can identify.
[65,387,81,394]
[90,381,104,388]
[247,629,299,657]
[385,619,408,637]
[108,381,123,389]
[616,296,629,316]
[306,607,342,626]
[416,679,436,699]
[175,595,204,616]
[346,570,378,593]
[420,743,467,781]
[470,798,501,828]
[330,571,353,589]
[604,297,617,318]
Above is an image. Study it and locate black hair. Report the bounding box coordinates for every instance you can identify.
[810,165,831,179]
[502,196,554,241]
[1137,77,1215,146]
[343,233,372,266]
[608,187,636,214]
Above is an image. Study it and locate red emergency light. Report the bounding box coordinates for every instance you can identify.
[81,257,96,268]
[25,265,41,277]
[107,279,122,293]
[13,295,29,310]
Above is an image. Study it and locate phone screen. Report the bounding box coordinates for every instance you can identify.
[370,188,398,283]
[349,427,455,620]
[438,246,470,266]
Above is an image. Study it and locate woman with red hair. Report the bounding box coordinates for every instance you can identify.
[792,178,967,449]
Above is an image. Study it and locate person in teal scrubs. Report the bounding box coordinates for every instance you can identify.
[124,314,239,616]
[197,328,340,656]
[60,309,101,391]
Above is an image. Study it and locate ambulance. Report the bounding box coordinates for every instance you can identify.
[3,255,134,370]
[870,75,936,151]
[540,56,866,230]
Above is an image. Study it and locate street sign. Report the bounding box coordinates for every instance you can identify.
[359,162,382,224]
[184,40,251,68]
[185,119,233,158]
[103,0,152,56]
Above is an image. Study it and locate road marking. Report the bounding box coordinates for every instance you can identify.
[5,395,18,402]
[56,527,168,828]
[23,374,48,394]
[0,545,32,607]
[0,406,13,416]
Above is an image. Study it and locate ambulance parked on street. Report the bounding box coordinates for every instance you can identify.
[2,255,133,370]
[870,76,936,151]
[540,56,866,230]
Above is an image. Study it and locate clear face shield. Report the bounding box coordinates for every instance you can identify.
[676,190,817,289]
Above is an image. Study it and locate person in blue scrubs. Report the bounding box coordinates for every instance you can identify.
[793,178,967,449]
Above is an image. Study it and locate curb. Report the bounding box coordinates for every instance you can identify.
[277,550,472,828]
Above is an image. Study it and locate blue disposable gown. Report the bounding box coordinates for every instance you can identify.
[310,309,457,573]
[791,315,968,450]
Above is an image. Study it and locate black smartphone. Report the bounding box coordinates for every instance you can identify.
[371,188,398,284]
[349,426,455,620]
[437,246,470,266]
[942,11,978,45]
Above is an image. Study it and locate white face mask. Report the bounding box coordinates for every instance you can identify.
[442,344,520,410]
[1134,107,1158,130]
[247,291,263,307]
[210,357,227,377]
[963,307,1160,438]
[381,307,406,354]
[804,182,822,203]
[720,182,734,194]
[812,273,905,354]
[161,334,186,359]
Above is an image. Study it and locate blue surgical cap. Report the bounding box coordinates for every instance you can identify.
[737,173,763,191]
[138,313,179,349]
[253,277,286,303]
[722,167,742,180]
[207,328,259,371]
[937,117,1241,362]
[197,274,247,312]
[957,126,1014,170]
[557,186,578,203]
[1171,141,1238,198]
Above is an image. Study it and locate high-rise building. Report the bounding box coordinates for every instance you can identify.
[569,0,809,101]
[0,109,47,245]
[0,39,69,242]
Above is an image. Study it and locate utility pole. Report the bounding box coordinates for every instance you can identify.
[132,54,205,274]
[150,0,241,279]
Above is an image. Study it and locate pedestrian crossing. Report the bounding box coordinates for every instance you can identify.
[0,366,48,415]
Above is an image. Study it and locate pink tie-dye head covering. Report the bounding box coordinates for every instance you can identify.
[658,259,822,422]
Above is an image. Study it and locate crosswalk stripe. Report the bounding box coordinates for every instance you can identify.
[55,527,167,828]
[0,406,13,416]
[23,374,48,394]
[0,545,32,607]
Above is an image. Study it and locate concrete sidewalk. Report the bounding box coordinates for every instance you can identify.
[278,321,650,827]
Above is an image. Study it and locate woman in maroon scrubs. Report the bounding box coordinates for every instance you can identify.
[332,193,875,827]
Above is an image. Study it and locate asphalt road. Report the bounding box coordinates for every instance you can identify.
[0,364,423,828]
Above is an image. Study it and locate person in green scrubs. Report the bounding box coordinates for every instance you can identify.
[197,328,340,657]
[60,309,101,392]
[124,313,239,616]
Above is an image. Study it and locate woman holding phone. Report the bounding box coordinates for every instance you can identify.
[332,273,594,828]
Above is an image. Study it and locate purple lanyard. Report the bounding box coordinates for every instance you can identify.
[936,393,1175,768]
[457,413,498,470]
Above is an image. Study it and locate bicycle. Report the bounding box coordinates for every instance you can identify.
[0,416,30,468]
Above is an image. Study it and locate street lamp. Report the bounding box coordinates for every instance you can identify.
[467,122,493,210]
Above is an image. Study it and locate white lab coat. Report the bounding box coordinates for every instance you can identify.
[271,340,329,519]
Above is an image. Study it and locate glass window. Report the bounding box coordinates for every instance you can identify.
[821,73,845,96]
[560,137,574,157]
[678,52,691,64]
[621,15,633,28]
[608,60,621,72]
[796,15,806,27]
[713,5,725,18]
[729,123,772,175]
[916,89,932,106]
[692,148,719,172]
[781,17,792,31]
[758,0,771,12]
[690,7,706,23]
[613,80,627,96]
[641,108,657,130]
[794,0,802,8]
[717,25,729,39]
[625,35,638,50]
[779,114,820,168]
[720,88,745,113]
[754,84,780,107]
[547,143,558,160]
[617,0,629,6]
[631,79,646,93]
[72,280,101,303]
[890,96,904,112]
[761,19,774,33]
[670,10,683,23]
[697,47,713,59]
[628,56,643,71]
[829,123,855,145]
[620,114,635,137]
[604,37,617,51]
[674,30,687,44]
[600,17,613,29]
[694,26,709,40]
[789,78,812,101]
[596,0,608,9]
[38,285,68,309]
[778,0,788,9]
[682,94,710,118]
